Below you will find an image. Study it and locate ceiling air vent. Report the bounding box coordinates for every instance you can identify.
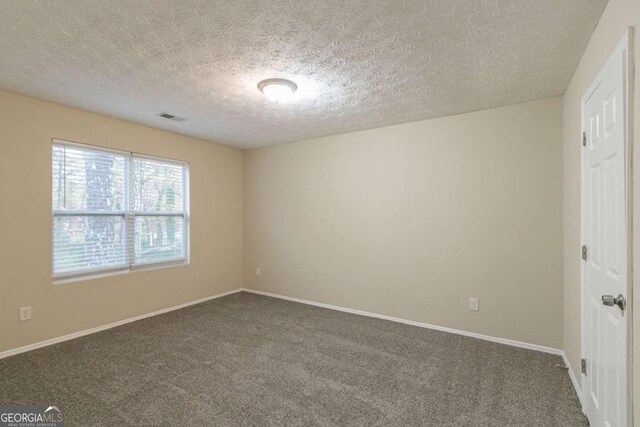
[158,112,186,122]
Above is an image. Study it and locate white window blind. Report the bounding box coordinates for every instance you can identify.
[52,141,189,281]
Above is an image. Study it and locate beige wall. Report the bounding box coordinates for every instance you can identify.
[244,97,563,349]
[0,90,244,353]
[561,0,640,420]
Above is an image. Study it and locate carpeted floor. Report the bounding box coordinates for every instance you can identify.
[1,291,586,426]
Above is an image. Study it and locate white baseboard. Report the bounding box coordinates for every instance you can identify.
[0,288,244,359]
[2,286,584,409]
[242,288,564,355]
[562,351,584,408]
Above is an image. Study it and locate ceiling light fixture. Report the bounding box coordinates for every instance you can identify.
[258,78,297,103]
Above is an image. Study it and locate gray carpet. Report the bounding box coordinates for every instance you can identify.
[1,291,586,426]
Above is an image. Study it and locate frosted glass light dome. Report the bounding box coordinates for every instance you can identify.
[258,78,297,102]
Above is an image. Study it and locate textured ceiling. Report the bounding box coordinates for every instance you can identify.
[0,0,607,148]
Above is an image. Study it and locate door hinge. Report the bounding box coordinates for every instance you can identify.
[581,358,587,375]
[582,131,586,147]
[581,245,587,261]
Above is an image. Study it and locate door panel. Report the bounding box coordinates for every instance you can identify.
[583,35,627,427]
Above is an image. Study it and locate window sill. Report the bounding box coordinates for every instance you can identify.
[52,259,189,285]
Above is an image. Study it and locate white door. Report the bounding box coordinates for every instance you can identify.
[582,31,630,427]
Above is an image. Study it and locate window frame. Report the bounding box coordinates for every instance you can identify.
[52,139,190,284]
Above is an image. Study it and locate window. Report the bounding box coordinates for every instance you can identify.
[52,140,189,281]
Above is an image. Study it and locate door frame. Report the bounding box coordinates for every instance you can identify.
[580,27,634,422]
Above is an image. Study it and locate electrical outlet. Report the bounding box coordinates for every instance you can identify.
[256,267,262,277]
[19,306,31,321]
[469,298,479,312]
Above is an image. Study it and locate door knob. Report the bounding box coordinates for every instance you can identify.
[602,294,626,311]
